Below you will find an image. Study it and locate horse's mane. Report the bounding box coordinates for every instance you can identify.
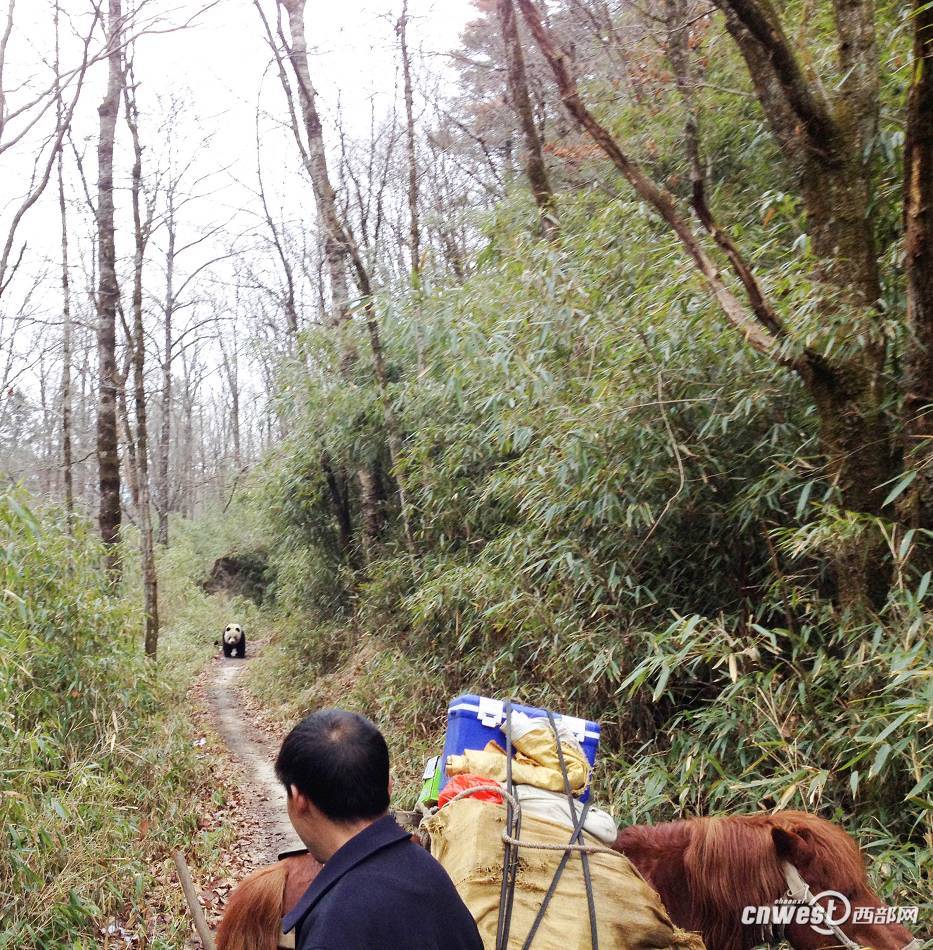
[217,852,322,950]
[683,810,867,950]
[216,860,289,950]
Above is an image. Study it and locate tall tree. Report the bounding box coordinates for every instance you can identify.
[258,0,418,558]
[516,0,925,610]
[95,0,124,576]
[217,313,242,469]
[146,144,232,543]
[397,0,426,370]
[398,1,421,284]
[273,0,353,333]
[123,55,159,657]
[157,186,176,545]
[55,0,74,525]
[254,0,374,555]
[903,0,933,537]
[496,0,559,239]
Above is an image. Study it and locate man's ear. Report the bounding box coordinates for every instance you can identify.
[772,826,814,869]
[289,784,312,815]
[388,775,394,798]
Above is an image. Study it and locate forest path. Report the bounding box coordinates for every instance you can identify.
[204,648,303,865]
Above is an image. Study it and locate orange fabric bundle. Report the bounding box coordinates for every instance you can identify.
[439,773,504,808]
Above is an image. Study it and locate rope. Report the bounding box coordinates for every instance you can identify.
[439,707,610,950]
[546,710,598,950]
[495,700,519,950]
[521,797,592,949]
[500,831,621,857]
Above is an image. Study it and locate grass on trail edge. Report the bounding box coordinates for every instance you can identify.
[1,626,239,950]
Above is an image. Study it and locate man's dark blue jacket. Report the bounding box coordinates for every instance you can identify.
[282,814,483,950]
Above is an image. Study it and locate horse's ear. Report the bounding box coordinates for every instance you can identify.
[772,826,813,868]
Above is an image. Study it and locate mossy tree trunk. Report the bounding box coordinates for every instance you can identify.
[496,0,559,241]
[902,0,933,543]
[95,0,123,580]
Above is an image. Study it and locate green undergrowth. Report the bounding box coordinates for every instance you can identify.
[243,613,447,803]
[0,490,238,948]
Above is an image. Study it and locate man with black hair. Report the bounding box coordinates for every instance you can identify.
[276,708,483,950]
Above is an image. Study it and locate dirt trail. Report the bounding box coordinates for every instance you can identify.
[205,652,303,864]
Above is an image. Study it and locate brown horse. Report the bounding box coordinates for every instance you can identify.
[216,811,919,950]
[613,810,919,950]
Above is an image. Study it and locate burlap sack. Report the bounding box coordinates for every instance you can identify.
[425,798,703,950]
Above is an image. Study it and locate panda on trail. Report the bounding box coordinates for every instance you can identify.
[222,623,246,658]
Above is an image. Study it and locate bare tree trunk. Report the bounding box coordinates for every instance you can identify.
[399,1,420,285]
[59,157,74,523]
[278,0,352,333]
[118,370,140,510]
[397,1,426,372]
[183,372,193,519]
[231,382,241,469]
[218,321,242,468]
[157,209,175,546]
[55,0,73,525]
[37,355,52,497]
[902,0,933,539]
[95,0,123,579]
[124,60,159,657]
[197,400,207,513]
[78,339,92,505]
[179,345,199,520]
[496,0,559,240]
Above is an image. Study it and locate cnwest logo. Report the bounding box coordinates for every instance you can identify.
[741,892,919,936]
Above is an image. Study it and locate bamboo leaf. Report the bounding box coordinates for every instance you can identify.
[881,470,917,508]
[869,743,892,779]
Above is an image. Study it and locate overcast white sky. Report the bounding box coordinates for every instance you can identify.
[7,0,477,246]
[135,0,476,167]
[1,0,479,402]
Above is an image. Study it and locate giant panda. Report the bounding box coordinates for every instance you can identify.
[222,623,246,658]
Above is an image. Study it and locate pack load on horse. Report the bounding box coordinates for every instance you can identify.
[214,695,921,950]
[423,695,702,949]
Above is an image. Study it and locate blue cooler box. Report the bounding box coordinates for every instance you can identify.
[440,694,600,802]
